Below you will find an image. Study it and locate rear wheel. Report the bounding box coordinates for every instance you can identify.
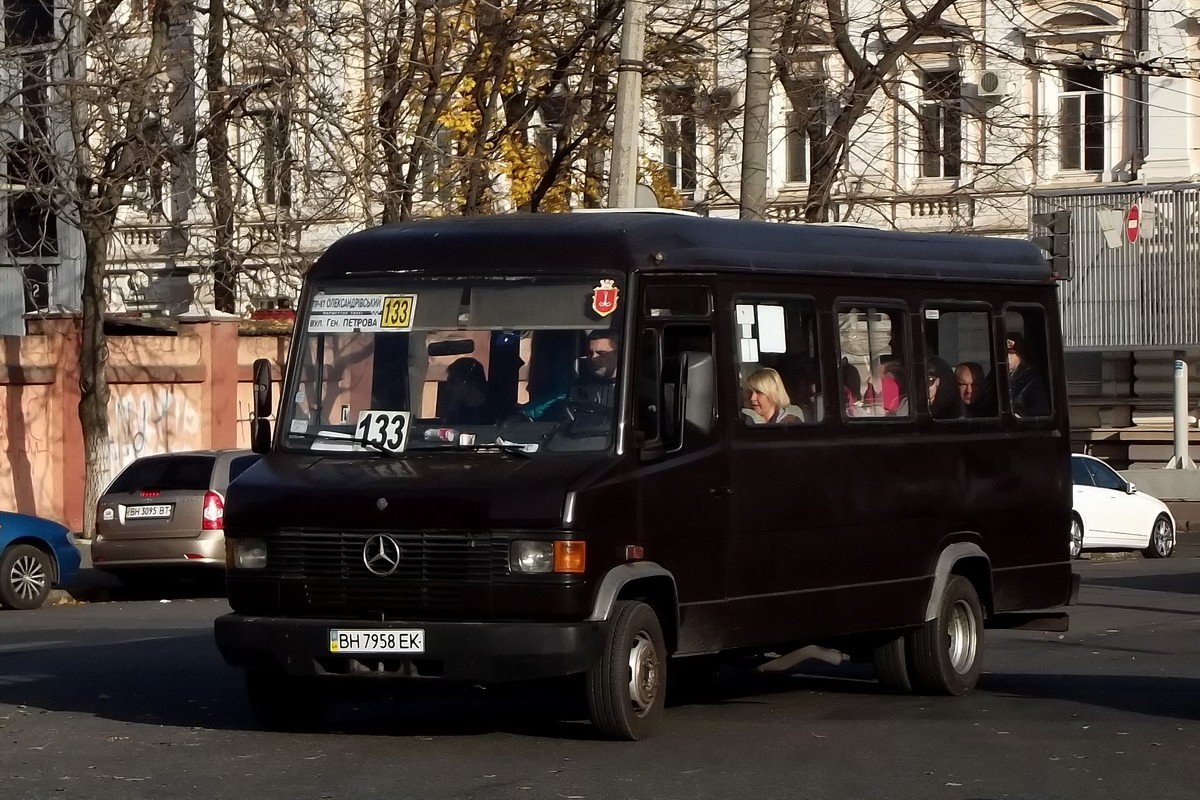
[1143,515,1175,559]
[906,575,984,696]
[0,544,53,610]
[586,600,666,740]
[244,670,327,732]
[1069,516,1084,560]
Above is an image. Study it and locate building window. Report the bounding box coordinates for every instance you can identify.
[918,69,962,179]
[660,86,697,193]
[1059,66,1104,171]
[242,104,293,208]
[785,111,809,183]
[4,0,53,48]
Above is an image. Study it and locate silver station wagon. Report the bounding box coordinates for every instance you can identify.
[93,450,258,584]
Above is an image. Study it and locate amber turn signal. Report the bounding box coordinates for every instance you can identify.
[553,540,586,573]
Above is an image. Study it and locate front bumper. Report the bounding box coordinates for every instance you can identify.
[214,613,601,683]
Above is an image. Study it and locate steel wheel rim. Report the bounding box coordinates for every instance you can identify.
[1153,519,1174,556]
[947,599,977,674]
[627,631,660,716]
[9,554,46,601]
[1070,519,1083,558]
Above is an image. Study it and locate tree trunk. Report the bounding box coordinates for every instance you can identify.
[206,0,237,313]
[78,228,112,539]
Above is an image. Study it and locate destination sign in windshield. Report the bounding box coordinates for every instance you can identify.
[307,293,416,333]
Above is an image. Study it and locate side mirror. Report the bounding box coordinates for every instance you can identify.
[251,358,274,455]
[252,419,272,454]
[678,351,715,439]
[253,358,273,418]
[1127,482,1137,494]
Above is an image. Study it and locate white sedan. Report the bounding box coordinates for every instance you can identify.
[1070,454,1176,559]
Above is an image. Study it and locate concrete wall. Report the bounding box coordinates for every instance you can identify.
[0,318,288,532]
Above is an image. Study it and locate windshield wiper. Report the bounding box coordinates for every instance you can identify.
[285,428,400,458]
[457,441,535,459]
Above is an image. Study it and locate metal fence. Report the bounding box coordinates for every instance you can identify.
[1032,184,1200,351]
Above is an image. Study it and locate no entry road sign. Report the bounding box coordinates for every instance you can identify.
[1126,204,1141,244]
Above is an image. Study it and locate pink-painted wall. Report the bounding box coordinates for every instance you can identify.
[0,318,289,532]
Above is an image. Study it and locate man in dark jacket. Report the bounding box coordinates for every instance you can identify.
[521,330,619,419]
[570,331,619,406]
[1006,332,1050,417]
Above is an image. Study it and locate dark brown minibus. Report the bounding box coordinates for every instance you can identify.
[215,212,1078,739]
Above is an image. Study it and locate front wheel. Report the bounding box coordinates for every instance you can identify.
[586,600,667,740]
[1143,515,1175,559]
[906,575,984,696]
[245,671,328,732]
[1069,516,1084,560]
[0,544,53,610]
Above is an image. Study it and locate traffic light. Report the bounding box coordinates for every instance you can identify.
[1031,210,1072,280]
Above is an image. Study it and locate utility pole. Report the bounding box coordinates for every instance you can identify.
[608,0,646,208]
[740,0,771,220]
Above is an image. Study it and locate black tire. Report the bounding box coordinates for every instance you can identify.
[905,575,984,696]
[245,670,327,732]
[1143,515,1175,559]
[872,634,912,692]
[586,600,667,740]
[0,544,53,610]
[1069,515,1084,560]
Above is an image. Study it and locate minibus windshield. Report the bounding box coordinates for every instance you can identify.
[282,275,626,456]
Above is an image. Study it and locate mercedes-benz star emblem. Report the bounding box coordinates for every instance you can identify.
[363,534,402,577]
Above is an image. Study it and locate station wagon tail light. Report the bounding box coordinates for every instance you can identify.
[510,540,586,574]
[202,491,224,530]
[140,490,160,498]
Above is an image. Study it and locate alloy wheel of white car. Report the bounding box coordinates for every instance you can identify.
[1144,516,1175,559]
[1069,517,1084,560]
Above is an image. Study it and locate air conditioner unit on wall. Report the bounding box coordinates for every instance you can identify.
[976,69,1013,98]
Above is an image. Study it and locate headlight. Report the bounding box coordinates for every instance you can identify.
[511,540,554,573]
[510,540,586,574]
[229,538,268,569]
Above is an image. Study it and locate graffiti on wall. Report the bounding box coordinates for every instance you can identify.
[107,385,202,478]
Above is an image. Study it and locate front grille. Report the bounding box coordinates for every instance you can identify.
[270,529,504,617]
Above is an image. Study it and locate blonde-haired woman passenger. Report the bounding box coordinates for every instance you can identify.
[743,367,804,424]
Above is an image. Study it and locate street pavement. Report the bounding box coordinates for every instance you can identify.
[0,550,1197,800]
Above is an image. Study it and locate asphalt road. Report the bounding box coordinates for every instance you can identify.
[0,553,1197,800]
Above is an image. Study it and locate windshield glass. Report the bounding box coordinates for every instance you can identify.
[283,275,625,456]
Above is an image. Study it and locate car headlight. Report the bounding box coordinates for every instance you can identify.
[228,538,268,569]
[510,540,586,574]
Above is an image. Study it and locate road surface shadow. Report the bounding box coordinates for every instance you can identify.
[981,672,1200,721]
[1086,571,1200,596]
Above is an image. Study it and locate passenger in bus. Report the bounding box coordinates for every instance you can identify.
[1006,333,1051,417]
[955,362,985,409]
[863,355,905,416]
[438,357,490,424]
[841,358,862,416]
[742,367,804,424]
[926,357,963,419]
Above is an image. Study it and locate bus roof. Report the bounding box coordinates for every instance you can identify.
[311,212,1052,284]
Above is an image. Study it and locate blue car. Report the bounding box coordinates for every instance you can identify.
[0,511,81,609]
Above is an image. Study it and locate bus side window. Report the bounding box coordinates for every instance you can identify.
[837,305,911,419]
[733,297,822,425]
[636,328,662,443]
[922,307,997,420]
[1003,307,1053,419]
[661,324,714,450]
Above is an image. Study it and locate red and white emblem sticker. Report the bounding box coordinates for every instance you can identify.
[592,279,620,317]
